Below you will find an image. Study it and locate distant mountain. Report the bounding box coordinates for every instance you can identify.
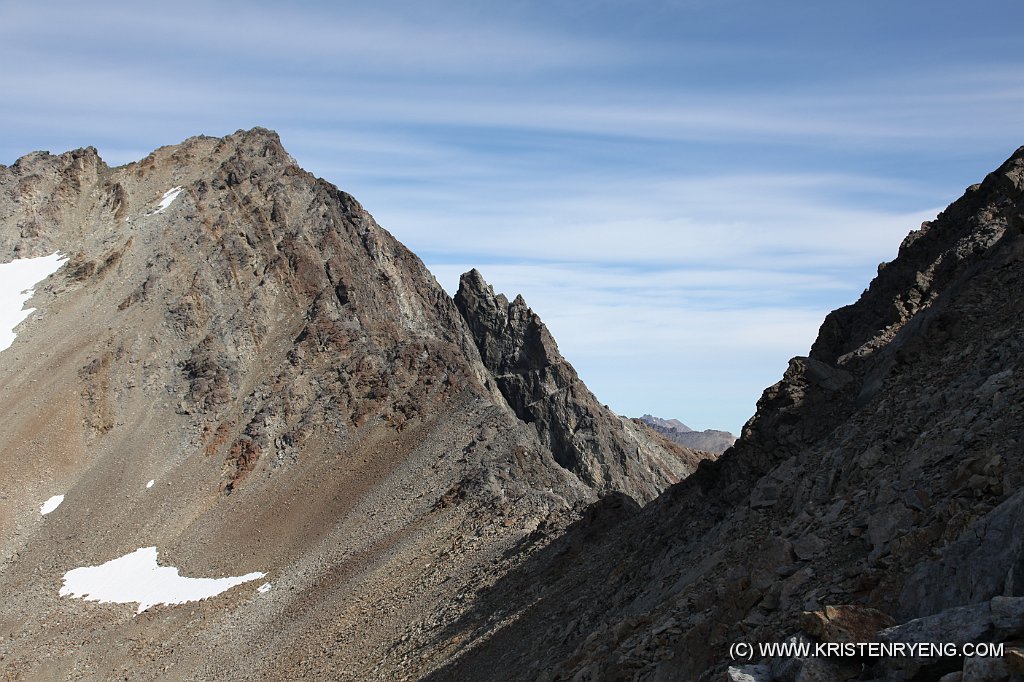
[639,413,736,454]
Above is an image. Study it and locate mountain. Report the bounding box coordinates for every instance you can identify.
[5,128,1023,681]
[639,414,693,432]
[0,128,703,680]
[640,413,737,454]
[422,148,1024,681]
[456,271,706,503]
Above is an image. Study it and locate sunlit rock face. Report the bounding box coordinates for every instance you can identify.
[0,128,707,680]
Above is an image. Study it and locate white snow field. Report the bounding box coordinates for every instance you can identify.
[40,494,65,515]
[151,186,183,214]
[60,547,265,614]
[0,252,66,353]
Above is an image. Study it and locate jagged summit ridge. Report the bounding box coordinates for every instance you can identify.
[641,414,692,432]
[454,268,709,504]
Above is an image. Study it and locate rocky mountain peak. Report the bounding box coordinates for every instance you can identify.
[454,268,559,373]
[640,414,693,432]
[7,128,1022,681]
[455,269,710,504]
[0,128,715,679]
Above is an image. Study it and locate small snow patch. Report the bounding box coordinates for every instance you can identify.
[60,547,265,614]
[258,582,272,593]
[150,187,183,215]
[146,480,155,489]
[40,494,64,515]
[0,252,67,353]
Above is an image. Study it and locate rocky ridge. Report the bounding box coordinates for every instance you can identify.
[4,127,1022,681]
[455,270,704,504]
[425,148,1024,680]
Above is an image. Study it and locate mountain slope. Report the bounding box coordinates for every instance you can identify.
[426,147,1024,680]
[0,129,692,680]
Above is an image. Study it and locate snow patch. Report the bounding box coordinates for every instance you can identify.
[60,547,265,614]
[146,480,155,489]
[150,187,183,215]
[40,494,64,515]
[0,253,66,353]
[258,582,272,593]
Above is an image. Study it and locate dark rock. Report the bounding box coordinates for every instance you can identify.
[799,605,896,643]
[901,490,1024,618]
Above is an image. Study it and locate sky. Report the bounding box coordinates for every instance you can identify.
[2,1,1023,433]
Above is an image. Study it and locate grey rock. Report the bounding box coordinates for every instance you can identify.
[768,634,846,682]
[990,596,1024,636]
[727,664,775,682]
[901,489,1024,618]
[962,656,1012,682]
[750,482,780,509]
[792,535,826,561]
[877,603,993,673]
[455,269,711,503]
[879,603,993,645]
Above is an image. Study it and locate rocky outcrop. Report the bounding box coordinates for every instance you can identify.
[454,269,708,503]
[640,413,736,454]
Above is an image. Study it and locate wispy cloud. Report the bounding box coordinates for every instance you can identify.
[3,0,1022,431]
[381,172,941,270]
[3,1,1024,154]
[0,1,620,77]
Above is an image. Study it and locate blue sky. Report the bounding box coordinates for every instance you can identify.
[2,1,1023,433]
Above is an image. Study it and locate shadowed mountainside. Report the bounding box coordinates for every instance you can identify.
[426,148,1024,680]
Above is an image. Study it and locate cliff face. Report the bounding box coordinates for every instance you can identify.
[428,149,1024,681]
[454,269,706,504]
